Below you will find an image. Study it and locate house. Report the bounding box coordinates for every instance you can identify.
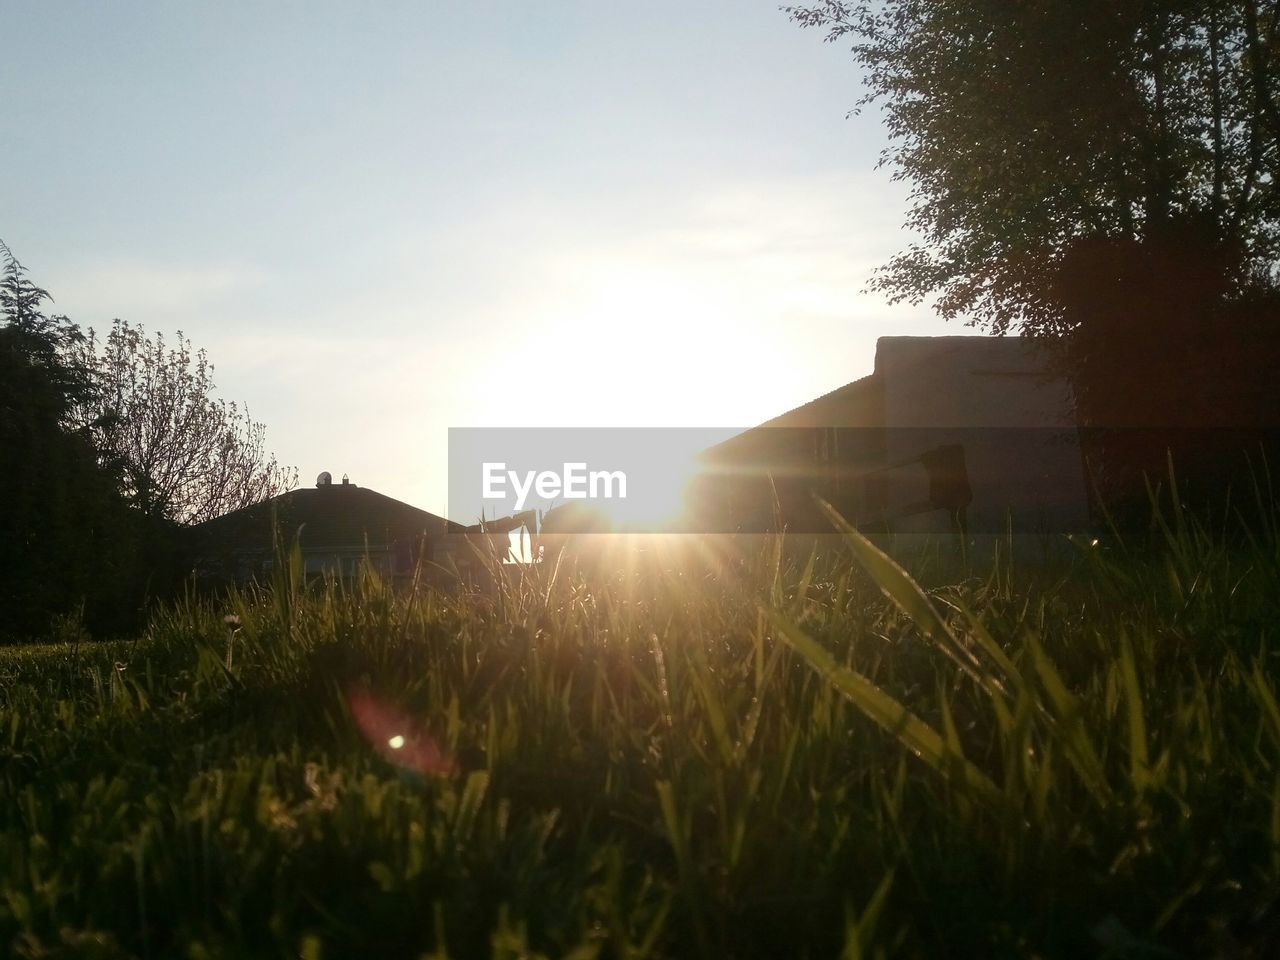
[691,336,1091,538]
[191,472,466,585]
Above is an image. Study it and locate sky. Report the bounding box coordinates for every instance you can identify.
[1,1,954,518]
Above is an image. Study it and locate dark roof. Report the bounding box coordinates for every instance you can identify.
[193,484,464,553]
[702,372,882,464]
[754,372,882,430]
[701,336,1042,461]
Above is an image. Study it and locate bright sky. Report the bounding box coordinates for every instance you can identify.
[1,1,953,517]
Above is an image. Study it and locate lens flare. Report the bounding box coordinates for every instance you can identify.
[347,688,456,777]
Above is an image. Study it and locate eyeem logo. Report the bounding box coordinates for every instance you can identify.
[482,462,627,511]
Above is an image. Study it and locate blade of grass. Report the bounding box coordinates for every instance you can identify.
[1118,633,1150,795]
[815,497,1008,702]
[1027,633,1112,805]
[767,608,1002,810]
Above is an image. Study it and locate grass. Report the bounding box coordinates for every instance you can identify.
[2,492,1280,958]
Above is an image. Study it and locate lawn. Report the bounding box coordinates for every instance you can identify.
[3,498,1280,958]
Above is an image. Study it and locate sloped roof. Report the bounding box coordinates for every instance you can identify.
[703,336,1049,460]
[193,483,464,553]
[754,372,882,430]
[702,372,882,465]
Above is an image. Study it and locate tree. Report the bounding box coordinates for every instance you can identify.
[790,3,1280,517]
[787,1,1280,335]
[1,242,294,636]
[75,320,298,525]
[0,241,95,414]
[0,245,154,638]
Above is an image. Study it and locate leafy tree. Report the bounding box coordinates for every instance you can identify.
[787,1,1280,334]
[0,245,155,638]
[789,2,1280,516]
[1,242,292,637]
[0,241,95,413]
[74,320,298,524]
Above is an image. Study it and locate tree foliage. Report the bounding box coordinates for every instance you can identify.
[0,241,95,413]
[0,247,157,638]
[1,242,295,637]
[74,321,297,524]
[788,1,1280,335]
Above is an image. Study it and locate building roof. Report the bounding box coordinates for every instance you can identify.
[755,372,882,430]
[701,371,882,467]
[192,482,464,554]
[703,336,1054,460]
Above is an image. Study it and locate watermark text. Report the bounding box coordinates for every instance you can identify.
[482,462,627,510]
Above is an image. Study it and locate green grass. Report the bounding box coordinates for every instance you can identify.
[3,497,1280,958]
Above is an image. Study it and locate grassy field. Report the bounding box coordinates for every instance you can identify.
[3,496,1280,958]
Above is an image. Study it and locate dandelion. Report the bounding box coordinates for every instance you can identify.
[223,615,241,669]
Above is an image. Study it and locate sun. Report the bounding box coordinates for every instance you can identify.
[595,449,700,531]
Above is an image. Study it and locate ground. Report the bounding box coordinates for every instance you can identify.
[2,514,1279,958]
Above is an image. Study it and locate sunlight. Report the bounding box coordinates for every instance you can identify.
[476,272,751,427]
[591,447,700,530]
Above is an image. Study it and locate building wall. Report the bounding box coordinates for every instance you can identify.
[873,337,1089,536]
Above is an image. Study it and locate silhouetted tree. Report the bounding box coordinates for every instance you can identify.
[0,241,95,414]
[787,1,1280,334]
[1,242,293,638]
[790,2,1280,517]
[0,245,155,639]
[72,320,297,524]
